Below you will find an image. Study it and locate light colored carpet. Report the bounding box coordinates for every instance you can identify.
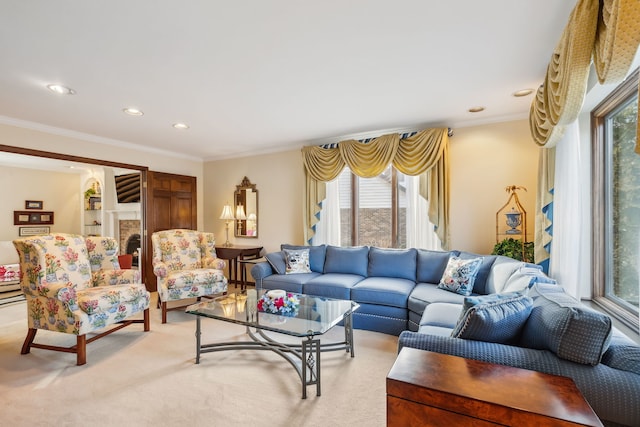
[0,293,399,427]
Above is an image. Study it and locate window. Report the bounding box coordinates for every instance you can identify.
[336,165,408,248]
[592,68,640,331]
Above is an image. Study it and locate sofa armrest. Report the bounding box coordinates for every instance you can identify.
[250,262,274,282]
[398,331,563,371]
[153,260,168,278]
[202,256,226,270]
[27,280,73,300]
[93,269,141,286]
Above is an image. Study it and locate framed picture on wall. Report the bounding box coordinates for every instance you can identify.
[13,211,54,225]
[25,200,43,210]
[19,226,50,236]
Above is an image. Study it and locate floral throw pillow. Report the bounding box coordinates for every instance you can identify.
[284,249,311,274]
[437,256,484,296]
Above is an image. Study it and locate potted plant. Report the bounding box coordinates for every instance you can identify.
[491,238,534,262]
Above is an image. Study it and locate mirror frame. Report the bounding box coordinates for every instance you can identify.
[234,176,258,238]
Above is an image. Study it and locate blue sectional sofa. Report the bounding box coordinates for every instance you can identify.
[251,244,549,335]
[251,244,640,427]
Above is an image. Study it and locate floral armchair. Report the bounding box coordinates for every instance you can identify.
[13,233,150,365]
[151,229,228,323]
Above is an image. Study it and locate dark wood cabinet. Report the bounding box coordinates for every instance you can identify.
[144,171,197,290]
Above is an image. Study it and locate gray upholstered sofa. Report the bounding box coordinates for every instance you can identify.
[251,244,640,426]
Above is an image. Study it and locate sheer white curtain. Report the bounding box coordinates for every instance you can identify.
[311,178,341,246]
[406,175,441,250]
[548,121,583,298]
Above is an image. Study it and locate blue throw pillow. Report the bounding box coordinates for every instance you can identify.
[367,247,417,281]
[437,256,483,296]
[521,283,612,366]
[323,245,368,276]
[451,292,533,344]
[265,251,286,275]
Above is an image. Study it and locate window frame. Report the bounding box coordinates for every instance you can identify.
[591,67,640,331]
[347,167,402,248]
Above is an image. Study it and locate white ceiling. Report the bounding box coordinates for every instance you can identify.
[0,1,578,162]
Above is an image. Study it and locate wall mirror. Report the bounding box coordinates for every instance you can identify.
[234,176,258,238]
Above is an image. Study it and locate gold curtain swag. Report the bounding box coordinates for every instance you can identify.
[530,0,599,147]
[302,128,450,248]
[530,0,640,148]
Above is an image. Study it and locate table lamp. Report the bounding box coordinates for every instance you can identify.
[219,204,235,247]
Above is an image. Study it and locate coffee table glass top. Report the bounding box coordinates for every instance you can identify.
[186,290,359,338]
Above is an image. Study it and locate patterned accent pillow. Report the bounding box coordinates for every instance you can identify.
[284,249,311,274]
[451,292,533,344]
[437,256,484,296]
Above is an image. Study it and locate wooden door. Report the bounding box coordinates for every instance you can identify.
[145,171,197,290]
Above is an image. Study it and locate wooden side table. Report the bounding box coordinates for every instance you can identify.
[215,245,262,291]
[387,347,603,427]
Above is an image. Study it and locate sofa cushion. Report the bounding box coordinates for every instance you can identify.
[324,245,369,276]
[458,251,497,295]
[416,249,458,284]
[484,256,525,294]
[303,273,364,300]
[419,302,462,330]
[351,277,415,308]
[437,256,483,296]
[261,272,321,294]
[451,292,533,344]
[281,244,327,273]
[521,283,613,366]
[367,247,417,281]
[265,251,286,275]
[408,283,468,316]
[284,248,311,274]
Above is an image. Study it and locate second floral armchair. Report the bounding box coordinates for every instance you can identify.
[151,229,228,323]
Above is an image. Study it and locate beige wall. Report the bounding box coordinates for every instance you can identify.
[203,119,540,256]
[449,119,539,254]
[0,166,80,241]
[203,150,304,254]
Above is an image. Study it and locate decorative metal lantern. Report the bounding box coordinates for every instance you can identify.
[496,185,528,259]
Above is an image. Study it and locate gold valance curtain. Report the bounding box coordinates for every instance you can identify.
[302,128,450,248]
[529,0,640,148]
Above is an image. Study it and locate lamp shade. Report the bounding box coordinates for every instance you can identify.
[235,204,247,220]
[219,205,235,220]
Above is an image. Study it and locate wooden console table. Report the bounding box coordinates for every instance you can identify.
[387,348,603,427]
[215,245,262,290]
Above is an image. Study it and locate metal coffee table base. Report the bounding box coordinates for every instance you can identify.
[194,313,355,399]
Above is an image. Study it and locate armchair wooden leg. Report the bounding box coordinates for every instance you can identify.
[161,301,167,324]
[143,308,150,331]
[21,328,37,355]
[76,335,87,366]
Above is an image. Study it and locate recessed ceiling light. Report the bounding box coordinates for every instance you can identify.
[173,123,189,130]
[513,88,534,97]
[47,84,75,95]
[123,107,144,116]
[468,106,485,113]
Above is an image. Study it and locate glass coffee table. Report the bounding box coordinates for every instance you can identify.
[186,290,359,399]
